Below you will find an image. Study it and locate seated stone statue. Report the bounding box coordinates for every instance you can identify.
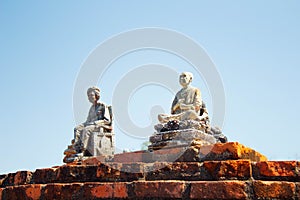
[158,72,208,123]
[149,72,226,151]
[64,86,114,162]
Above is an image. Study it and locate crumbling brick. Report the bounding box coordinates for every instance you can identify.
[42,183,83,199]
[253,161,297,181]
[253,180,295,199]
[2,171,32,187]
[32,168,58,184]
[133,180,185,198]
[24,184,43,200]
[190,181,249,199]
[84,182,128,199]
[203,160,251,180]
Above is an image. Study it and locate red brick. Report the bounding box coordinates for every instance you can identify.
[87,183,113,198]
[152,147,187,162]
[0,188,2,200]
[152,147,185,155]
[32,168,58,184]
[113,151,144,163]
[2,171,32,187]
[56,165,100,182]
[134,181,185,198]
[83,182,128,198]
[146,162,202,180]
[25,184,43,200]
[253,181,295,199]
[121,163,144,173]
[14,171,32,185]
[190,181,248,199]
[96,163,121,181]
[114,182,128,198]
[2,186,22,200]
[254,161,297,180]
[144,162,171,173]
[120,163,144,181]
[43,184,63,199]
[2,174,14,187]
[43,183,83,199]
[167,162,202,174]
[203,160,251,180]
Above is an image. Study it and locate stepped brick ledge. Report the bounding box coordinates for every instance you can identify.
[1,142,299,200]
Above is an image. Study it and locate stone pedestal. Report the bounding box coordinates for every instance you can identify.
[149,129,217,151]
[149,117,227,151]
[89,132,115,156]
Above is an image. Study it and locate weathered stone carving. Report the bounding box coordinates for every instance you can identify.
[63,86,114,163]
[158,72,206,123]
[149,72,227,150]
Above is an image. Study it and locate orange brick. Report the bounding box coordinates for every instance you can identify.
[190,181,248,199]
[134,181,185,198]
[203,160,251,180]
[25,184,43,200]
[43,184,63,199]
[113,183,128,198]
[254,161,297,180]
[84,182,128,198]
[199,142,267,162]
[90,184,113,198]
[43,183,84,199]
[253,181,295,199]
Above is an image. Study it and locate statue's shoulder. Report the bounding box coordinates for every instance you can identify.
[98,102,112,113]
[189,86,200,94]
[176,87,185,95]
[189,85,198,90]
[97,101,108,107]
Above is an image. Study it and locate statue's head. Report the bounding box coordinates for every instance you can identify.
[179,72,193,87]
[87,86,100,103]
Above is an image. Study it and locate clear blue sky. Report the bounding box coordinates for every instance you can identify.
[1,1,299,174]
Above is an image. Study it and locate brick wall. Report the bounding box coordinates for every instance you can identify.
[1,142,299,199]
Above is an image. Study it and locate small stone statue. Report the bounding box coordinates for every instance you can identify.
[158,72,208,123]
[149,72,227,151]
[64,86,114,163]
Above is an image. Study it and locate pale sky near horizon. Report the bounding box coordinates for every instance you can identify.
[1,1,300,174]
